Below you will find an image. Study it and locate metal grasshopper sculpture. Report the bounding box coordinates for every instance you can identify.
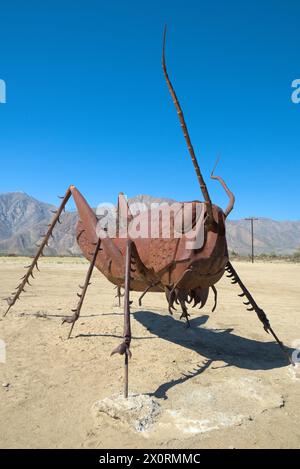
[4,27,293,398]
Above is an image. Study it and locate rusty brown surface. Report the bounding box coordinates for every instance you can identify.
[3,26,292,389]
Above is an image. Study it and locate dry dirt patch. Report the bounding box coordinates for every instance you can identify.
[0,258,299,448]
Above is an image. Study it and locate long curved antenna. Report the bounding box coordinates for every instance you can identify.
[211,155,235,217]
[162,25,214,226]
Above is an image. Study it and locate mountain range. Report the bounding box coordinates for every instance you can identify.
[0,192,299,256]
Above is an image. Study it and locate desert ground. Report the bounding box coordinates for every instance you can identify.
[0,256,299,449]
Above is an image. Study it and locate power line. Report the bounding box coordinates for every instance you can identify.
[245,218,259,263]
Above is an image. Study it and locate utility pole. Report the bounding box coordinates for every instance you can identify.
[245,218,259,263]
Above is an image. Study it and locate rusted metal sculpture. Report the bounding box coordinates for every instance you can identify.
[4,27,293,398]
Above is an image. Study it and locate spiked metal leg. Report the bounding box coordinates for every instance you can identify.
[3,187,72,317]
[62,238,102,339]
[111,240,133,398]
[179,300,191,327]
[225,261,294,366]
[165,287,176,315]
[211,285,218,312]
[114,286,124,307]
[138,281,160,307]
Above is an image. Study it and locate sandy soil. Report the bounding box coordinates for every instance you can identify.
[0,257,299,449]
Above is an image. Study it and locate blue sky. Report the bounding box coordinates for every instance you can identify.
[0,0,299,219]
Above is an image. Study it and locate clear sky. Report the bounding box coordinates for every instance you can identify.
[0,0,299,219]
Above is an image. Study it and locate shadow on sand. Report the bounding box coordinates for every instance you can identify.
[134,311,293,371]
[133,311,293,399]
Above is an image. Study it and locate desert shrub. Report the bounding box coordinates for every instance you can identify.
[291,250,300,262]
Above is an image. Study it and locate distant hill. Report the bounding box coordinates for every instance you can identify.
[226,218,300,255]
[0,192,299,256]
[0,192,80,256]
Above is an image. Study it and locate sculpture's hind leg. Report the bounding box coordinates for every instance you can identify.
[111,240,134,398]
[3,185,102,321]
[72,186,125,278]
[62,238,102,339]
[3,187,73,317]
